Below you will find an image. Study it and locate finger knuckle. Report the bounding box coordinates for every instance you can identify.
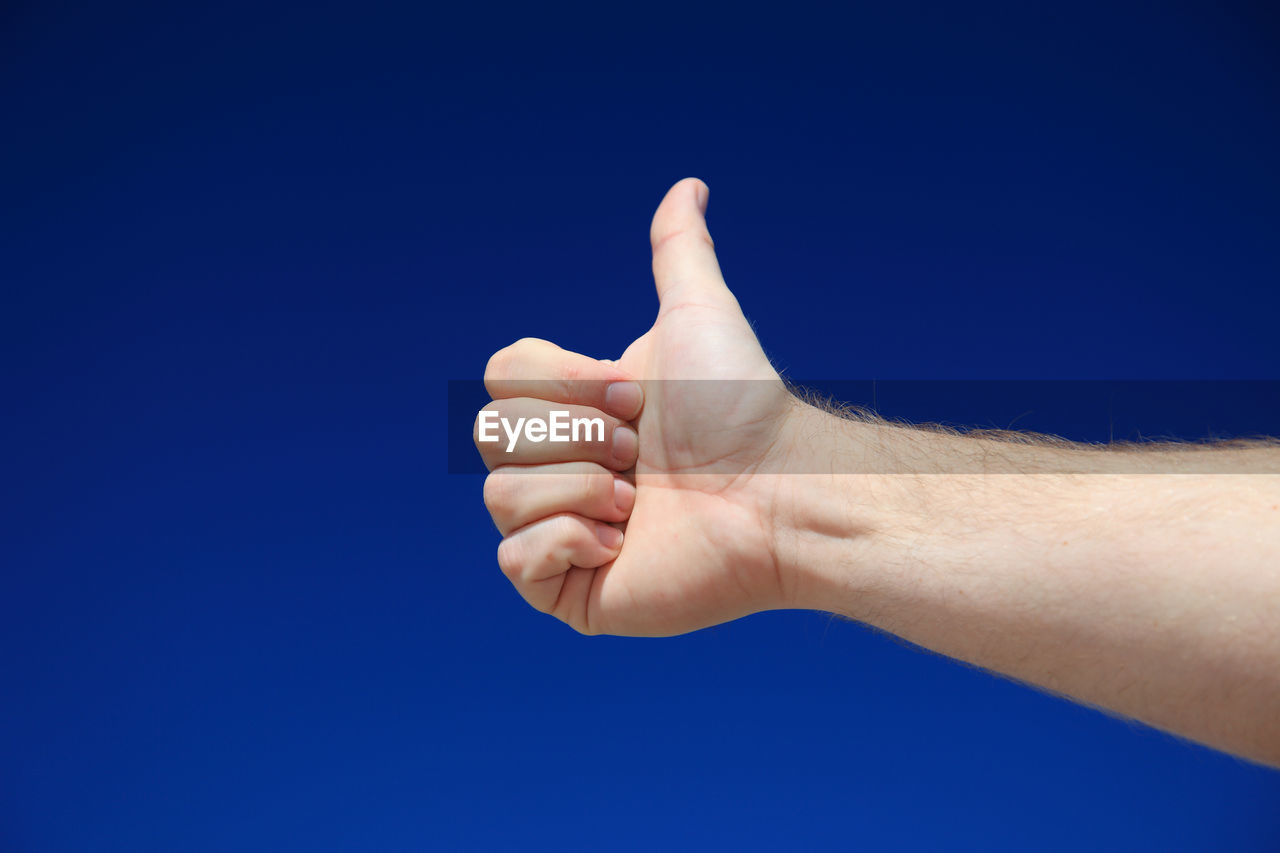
[483,348,511,386]
[496,536,523,581]
[559,360,584,382]
[486,338,557,388]
[483,470,516,518]
[551,514,583,546]
[649,224,683,252]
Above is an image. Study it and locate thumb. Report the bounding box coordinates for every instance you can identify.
[649,178,737,311]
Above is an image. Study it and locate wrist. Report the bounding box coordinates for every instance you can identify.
[766,405,921,618]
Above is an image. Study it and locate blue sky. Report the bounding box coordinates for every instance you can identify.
[3,1,1279,850]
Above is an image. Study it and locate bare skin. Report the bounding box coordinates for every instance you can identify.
[475,178,1280,767]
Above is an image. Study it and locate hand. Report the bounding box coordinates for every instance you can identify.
[476,178,806,636]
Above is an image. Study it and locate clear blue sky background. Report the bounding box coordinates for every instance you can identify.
[3,1,1280,850]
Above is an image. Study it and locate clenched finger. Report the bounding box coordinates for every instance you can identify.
[474,399,637,471]
[485,337,644,420]
[484,462,636,536]
[496,513,624,614]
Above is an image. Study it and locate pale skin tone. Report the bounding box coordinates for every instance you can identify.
[475,178,1280,768]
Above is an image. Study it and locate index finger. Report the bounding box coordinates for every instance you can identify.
[484,337,644,420]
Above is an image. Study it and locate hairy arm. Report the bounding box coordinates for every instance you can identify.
[774,404,1280,766]
[477,177,1280,769]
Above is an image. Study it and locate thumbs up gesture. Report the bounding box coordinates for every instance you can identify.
[475,178,811,636]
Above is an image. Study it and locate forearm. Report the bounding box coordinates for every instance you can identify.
[774,406,1280,766]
